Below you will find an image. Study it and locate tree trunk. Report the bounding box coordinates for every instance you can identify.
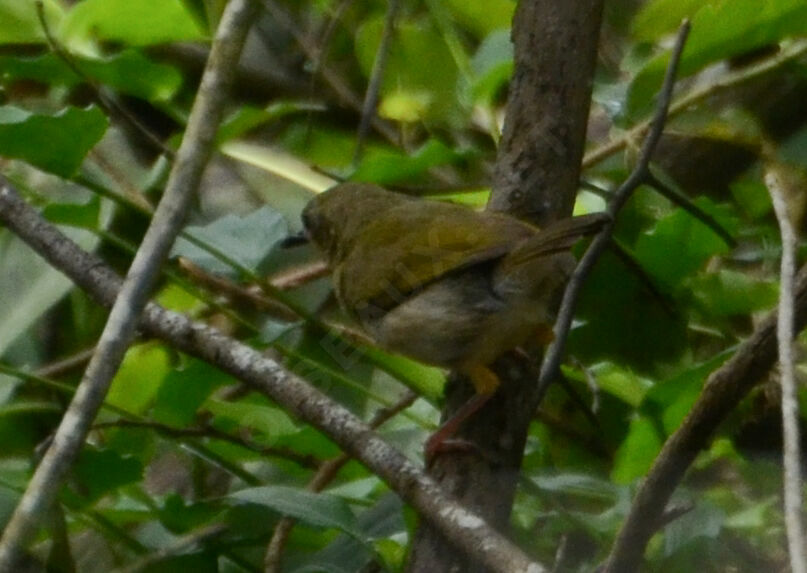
[405,1,604,571]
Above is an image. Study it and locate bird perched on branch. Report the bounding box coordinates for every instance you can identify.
[290,182,606,458]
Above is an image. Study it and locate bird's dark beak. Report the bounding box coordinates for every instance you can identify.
[280,230,310,248]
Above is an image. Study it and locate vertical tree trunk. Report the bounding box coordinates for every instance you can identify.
[405,1,604,571]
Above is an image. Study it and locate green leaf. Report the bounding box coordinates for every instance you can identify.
[132,553,218,573]
[664,502,724,556]
[352,139,468,185]
[355,18,463,123]
[373,538,407,572]
[571,250,688,369]
[107,344,171,414]
[590,362,654,407]
[61,0,206,47]
[627,0,807,119]
[444,0,514,38]
[611,416,663,484]
[691,269,779,316]
[634,200,733,291]
[0,51,183,102]
[152,359,230,427]
[632,0,707,40]
[42,195,100,229]
[0,105,108,177]
[72,448,143,503]
[155,283,206,315]
[259,319,302,344]
[730,179,773,220]
[724,497,777,530]
[205,399,299,444]
[217,101,324,143]
[170,205,289,277]
[470,30,513,103]
[363,348,444,403]
[230,485,364,539]
[643,349,733,434]
[0,225,99,359]
[292,494,406,573]
[158,494,221,533]
[0,0,63,45]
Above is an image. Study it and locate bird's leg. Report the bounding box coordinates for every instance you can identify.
[424,365,499,464]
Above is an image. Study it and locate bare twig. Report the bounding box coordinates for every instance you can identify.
[268,260,331,290]
[264,391,417,573]
[176,257,299,322]
[0,360,262,485]
[93,419,321,470]
[34,348,95,379]
[646,169,736,247]
[261,0,399,145]
[354,0,400,163]
[0,3,258,569]
[309,0,355,90]
[0,181,547,573]
[765,160,806,573]
[537,21,691,397]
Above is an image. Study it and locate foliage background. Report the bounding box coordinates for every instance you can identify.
[0,0,806,571]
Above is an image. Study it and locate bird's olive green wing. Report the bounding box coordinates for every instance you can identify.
[335,202,532,315]
[500,212,609,270]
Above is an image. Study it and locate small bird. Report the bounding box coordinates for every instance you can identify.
[296,182,606,456]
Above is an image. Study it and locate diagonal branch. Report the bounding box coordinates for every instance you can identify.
[354,0,400,163]
[0,1,259,568]
[0,180,548,573]
[602,261,807,572]
[537,20,691,396]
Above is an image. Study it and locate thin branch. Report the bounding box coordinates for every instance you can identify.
[765,160,806,573]
[261,0,400,145]
[537,20,691,397]
[0,181,547,573]
[34,0,175,159]
[354,0,400,164]
[93,419,321,470]
[0,360,263,486]
[582,39,807,169]
[309,0,355,91]
[646,169,736,247]
[268,260,331,290]
[86,149,155,211]
[586,170,736,250]
[76,173,308,325]
[176,257,299,322]
[0,2,258,568]
[264,390,417,573]
[34,348,95,379]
